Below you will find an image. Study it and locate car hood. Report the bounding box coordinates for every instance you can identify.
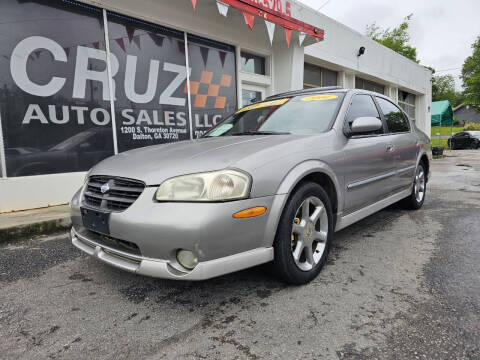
[90,135,308,185]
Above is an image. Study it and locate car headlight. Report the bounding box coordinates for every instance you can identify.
[155,170,251,202]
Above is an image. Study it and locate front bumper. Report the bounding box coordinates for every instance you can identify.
[71,227,273,280]
[70,186,287,280]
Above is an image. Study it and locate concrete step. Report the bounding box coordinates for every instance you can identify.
[0,205,71,244]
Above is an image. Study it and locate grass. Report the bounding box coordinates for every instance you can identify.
[431,126,463,137]
[431,138,449,148]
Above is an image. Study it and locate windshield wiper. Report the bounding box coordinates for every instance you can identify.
[230,131,291,136]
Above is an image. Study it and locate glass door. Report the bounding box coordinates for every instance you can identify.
[241,84,266,107]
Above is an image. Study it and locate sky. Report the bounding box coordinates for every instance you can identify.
[298,0,480,90]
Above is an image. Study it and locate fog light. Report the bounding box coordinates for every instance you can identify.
[176,250,198,270]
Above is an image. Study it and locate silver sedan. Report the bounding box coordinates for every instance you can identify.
[70,88,431,284]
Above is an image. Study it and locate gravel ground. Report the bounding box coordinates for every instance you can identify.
[0,150,479,360]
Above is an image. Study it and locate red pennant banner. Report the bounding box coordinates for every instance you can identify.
[34,50,41,59]
[93,41,100,50]
[284,27,292,48]
[243,11,255,30]
[63,47,70,57]
[191,0,197,10]
[126,27,135,43]
[115,38,126,52]
[148,32,164,47]
[132,35,141,49]
[219,51,227,67]
[200,46,209,67]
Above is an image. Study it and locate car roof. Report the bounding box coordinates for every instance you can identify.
[264,87,390,102]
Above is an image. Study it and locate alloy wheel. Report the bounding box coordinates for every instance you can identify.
[290,196,328,271]
[414,166,425,202]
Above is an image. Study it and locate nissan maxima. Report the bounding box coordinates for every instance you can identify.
[70,87,431,284]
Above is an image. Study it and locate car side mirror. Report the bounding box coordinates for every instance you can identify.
[350,117,383,135]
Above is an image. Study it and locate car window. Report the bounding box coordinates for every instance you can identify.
[205,93,344,137]
[376,97,410,133]
[345,95,383,135]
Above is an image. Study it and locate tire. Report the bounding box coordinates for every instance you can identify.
[450,141,455,150]
[272,182,333,285]
[402,162,426,210]
[471,142,479,150]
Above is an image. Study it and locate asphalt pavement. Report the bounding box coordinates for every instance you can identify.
[0,150,479,360]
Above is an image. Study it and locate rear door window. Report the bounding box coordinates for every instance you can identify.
[376,97,410,133]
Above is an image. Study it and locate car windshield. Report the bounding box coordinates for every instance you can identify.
[205,93,344,137]
[468,131,480,138]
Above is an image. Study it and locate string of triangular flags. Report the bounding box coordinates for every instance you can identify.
[26,28,229,68]
[190,0,321,47]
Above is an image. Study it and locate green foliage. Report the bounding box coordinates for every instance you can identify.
[463,121,480,131]
[431,74,466,107]
[461,36,480,106]
[366,14,418,63]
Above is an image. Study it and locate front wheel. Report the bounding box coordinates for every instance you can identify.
[402,162,426,210]
[273,182,333,285]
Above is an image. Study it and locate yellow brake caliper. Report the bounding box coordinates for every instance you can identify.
[291,217,300,247]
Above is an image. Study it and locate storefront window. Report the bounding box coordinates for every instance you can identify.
[106,12,190,152]
[398,90,416,120]
[0,0,114,177]
[0,0,239,177]
[188,35,237,138]
[241,52,266,75]
[355,77,385,95]
[303,63,338,88]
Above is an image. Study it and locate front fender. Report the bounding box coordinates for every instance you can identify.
[261,160,344,247]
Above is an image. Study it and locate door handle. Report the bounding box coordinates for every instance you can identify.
[386,143,395,153]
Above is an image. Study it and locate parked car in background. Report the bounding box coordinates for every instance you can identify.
[448,131,480,150]
[70,87,431,284]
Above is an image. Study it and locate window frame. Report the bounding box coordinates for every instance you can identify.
[374,96,411,134]
[343,93,388,138]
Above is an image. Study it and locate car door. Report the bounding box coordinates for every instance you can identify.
[375,97,417,191]
[342,94,396,214]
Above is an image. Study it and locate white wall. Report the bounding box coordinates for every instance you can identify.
[0,172,85,213]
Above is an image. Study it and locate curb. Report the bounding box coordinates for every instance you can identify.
[0,217,72,244]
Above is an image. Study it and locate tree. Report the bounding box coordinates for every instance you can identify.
[461,36,480,106]
[432,74,466,107]
[366,14,418,63]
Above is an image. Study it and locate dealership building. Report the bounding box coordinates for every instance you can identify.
[0,0,432,212]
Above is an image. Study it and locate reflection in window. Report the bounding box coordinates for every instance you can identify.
[346,95,383,135]
[0,0,114,177]
[376,97,410,133]
[241,52,266,75]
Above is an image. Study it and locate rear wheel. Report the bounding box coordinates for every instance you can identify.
[273,182,333,284]
[471,142,479,149]
[402,162,426,210]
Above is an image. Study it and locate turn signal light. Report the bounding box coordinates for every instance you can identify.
[233,206,267,219]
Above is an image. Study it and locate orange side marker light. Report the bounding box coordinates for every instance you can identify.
[233,206,267,219]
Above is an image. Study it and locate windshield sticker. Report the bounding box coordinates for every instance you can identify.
[207,123,233,136]
[236,98,290,113]
[301,94,338,102]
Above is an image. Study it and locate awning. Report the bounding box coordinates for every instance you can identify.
[189,0,324,47]
[431,100,454,126]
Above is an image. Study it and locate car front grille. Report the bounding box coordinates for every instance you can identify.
[83,176,145,212]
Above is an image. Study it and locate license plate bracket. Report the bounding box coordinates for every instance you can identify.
[81,207,110,235]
